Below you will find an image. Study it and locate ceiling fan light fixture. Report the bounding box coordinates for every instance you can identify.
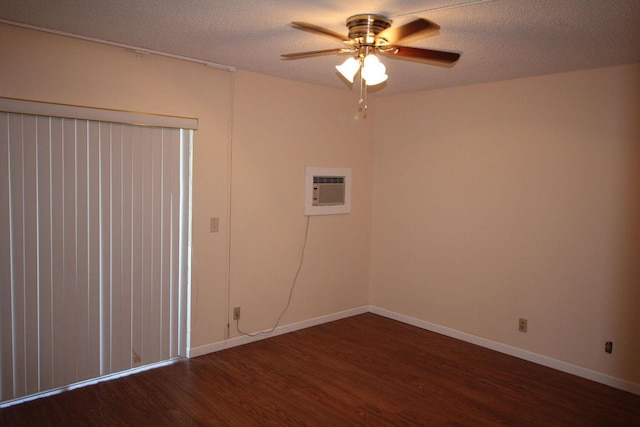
[361,54,388,86]
[284,14,458,110]
[335,57,360,83]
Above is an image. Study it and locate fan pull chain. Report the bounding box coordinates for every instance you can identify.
[359,70,368,111]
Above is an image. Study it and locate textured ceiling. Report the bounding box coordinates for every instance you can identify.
[1,0,639,95]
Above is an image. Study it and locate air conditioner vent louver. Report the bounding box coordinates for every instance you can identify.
[314,176,345,184]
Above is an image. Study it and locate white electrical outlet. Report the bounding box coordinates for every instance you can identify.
[518,318,528,333]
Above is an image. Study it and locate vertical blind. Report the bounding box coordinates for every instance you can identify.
[0,110,192,403]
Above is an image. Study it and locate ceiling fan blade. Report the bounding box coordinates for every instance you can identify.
[291,22,351,44]
[376,18,440,44]
[281,48,351,59]
[382,45,460,65]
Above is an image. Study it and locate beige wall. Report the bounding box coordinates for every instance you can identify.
[229,72,373,334]
[0,23,373,350]
[371,64,640,384]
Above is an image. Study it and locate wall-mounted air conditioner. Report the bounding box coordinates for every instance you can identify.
[304,167,351,216]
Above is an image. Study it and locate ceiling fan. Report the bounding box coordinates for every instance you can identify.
[281,14,461,109]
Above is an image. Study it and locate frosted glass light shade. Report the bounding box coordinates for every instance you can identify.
[335,57,360,83]
[362,54,388,86]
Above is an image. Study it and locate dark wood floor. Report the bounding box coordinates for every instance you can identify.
[1,313,639,426]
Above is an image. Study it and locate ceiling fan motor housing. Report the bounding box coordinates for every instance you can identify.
[346,14,392,45]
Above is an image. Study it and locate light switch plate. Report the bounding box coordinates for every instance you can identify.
[210,217,219,233]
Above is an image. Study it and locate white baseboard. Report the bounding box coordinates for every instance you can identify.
[369,306,640,396]
[187,305,369,358]
[188,304,639,395]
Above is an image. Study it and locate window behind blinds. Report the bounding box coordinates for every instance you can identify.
[0,104,192,404]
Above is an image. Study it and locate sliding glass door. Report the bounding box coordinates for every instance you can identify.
[0,105,192,403]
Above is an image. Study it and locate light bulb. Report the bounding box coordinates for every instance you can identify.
[335,57,360,83]
[362,54,388,86]
[363,54,382,68]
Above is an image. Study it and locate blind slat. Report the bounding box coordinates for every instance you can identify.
[22,115,39,396]
[35,116,53,392]
[8,114,26,398]
[0,113,14,401]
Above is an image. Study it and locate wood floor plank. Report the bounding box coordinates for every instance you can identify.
[1,313,639,426]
